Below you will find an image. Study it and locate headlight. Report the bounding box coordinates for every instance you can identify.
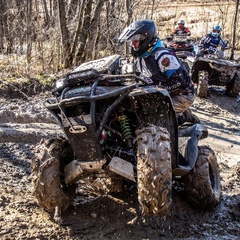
[55,78,65,89]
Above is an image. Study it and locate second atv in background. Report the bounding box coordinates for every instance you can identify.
[191,48,240,98]
[163,34,196,71]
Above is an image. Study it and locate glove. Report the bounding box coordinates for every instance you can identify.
[144,77,154,84]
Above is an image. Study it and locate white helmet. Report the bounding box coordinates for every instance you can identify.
[178,20,185,25]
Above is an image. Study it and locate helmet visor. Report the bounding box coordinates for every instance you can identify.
[128,34,146,41]
[118,26,146,43]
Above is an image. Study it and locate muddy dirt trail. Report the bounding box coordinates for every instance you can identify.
[0,89,239,240]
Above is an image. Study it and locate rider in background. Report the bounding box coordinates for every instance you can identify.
[172,20,191,36]
[197,25,228,57]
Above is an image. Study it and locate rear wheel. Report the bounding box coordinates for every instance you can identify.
[136,125,172,217]
[183,146,221,209]
[197,71,209,98]
[31,137,76,213]
[226,73,240,97]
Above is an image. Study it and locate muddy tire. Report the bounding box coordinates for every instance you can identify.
[197,71,209,98]
[31,137,76,213]
[183,146,221,209]
[136,125,172,217]
[226,73,240,97]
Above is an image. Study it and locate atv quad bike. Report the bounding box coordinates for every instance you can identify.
[191,49,240,98]
[164,34,196,71]
[31,55,221,221]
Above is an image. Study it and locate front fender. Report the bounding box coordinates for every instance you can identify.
[129,86,176,124]
[192,59,212,83]
[129,86,178,168]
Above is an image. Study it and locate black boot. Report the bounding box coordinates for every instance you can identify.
[174,124,207,176]
[178,109,200,125]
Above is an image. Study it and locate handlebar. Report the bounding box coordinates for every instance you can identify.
[101,74,150,85]
[171,33,191,36]
[199,46,229,53]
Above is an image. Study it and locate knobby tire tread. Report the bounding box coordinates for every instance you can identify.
[183,145,221,209]
[197,71,208,98]
[227,74,240,97]
[136,125,172,217]
[31,137,75,213]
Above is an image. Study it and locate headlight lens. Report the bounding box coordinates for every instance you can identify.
[56,78,64,89]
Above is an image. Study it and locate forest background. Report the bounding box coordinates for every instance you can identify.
[0,0,239,91]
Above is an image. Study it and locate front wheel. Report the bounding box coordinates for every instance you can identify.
[226,73,240,97]
[136,125,172,217]
[197,71,209,98]
[31,137,76,213]
[183,146,221,209]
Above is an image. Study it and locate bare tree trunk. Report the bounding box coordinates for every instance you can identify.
[67,0,79,22]
[15,0,25,19]
[53,0,58,17]
[87,0,106,60]
[92,24,100,59]
[125,0,133,25]
[150,0,155,20]
[49,0,53,16]
[70,0,85,61]
[74,0,92,65]
[230,0,239,60]
[15,0,26,53]
[26,0,33,68]
[34,0,38,12]
[42,0,50,27]
[49,0,58,26]
[58,0,71,68]
[124,0,133,55]
[110,0,116,16]
[0,0,6,52]
[216,0,231,40]
[103,1,125,56]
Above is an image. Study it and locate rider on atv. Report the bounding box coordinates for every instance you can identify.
[197,25,228,57]
[118,19,199,125]
[172,20,191,36]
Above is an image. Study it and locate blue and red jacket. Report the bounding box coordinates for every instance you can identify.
[199,34,227,53]
[172,27,191,35]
